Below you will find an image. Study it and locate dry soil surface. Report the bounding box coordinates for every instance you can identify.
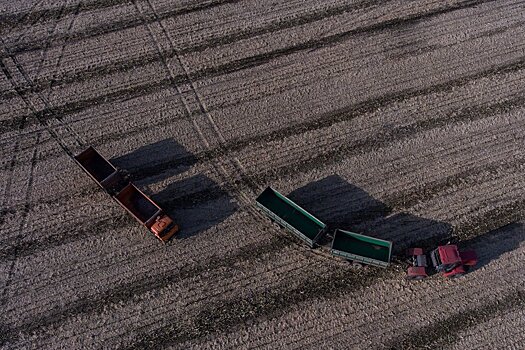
[1,0,525,349]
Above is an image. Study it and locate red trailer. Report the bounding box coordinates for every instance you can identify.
[406,245,477,279]
[114,183,178,242]
[74,146,127,195]
[75,146,179,242]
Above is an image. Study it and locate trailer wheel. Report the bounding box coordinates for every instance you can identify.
[352,261,364,269]
[445,265,466,278]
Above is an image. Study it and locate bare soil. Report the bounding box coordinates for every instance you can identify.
[1,0,524,349]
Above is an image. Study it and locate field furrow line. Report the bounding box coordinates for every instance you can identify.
[6,246,327,345]
[121,239,524,349]
[0,0,505,104]
[186,234,524,349]
[7,142,524,344]
[2,0,365,57]
[3,43,525,173]
[2,102,523,272]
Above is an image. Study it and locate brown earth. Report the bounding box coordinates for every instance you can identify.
[1,0,525,348]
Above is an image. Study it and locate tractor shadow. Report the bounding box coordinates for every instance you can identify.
[457,223,525,270]
[111,139,237,238]
[287,175,452,254]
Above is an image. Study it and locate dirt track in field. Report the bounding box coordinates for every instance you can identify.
[1,0,525,348]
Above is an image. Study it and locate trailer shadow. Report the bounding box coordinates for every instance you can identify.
[152,175,237,239]
[111,139,198,182]
[287,175,452,253]
[111,139,237,238]
[288,175,391,229]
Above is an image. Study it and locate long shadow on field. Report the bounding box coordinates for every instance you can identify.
[287,175,452,253]
[386,223,525,350]
[457,222,525,270]
[111,139,198,182]
[151,174,238,239]
[111,139,237,238]
[288,175,391,230]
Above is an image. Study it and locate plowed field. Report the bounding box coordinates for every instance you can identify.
[1,0,524,349]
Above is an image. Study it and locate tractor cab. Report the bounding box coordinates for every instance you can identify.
[407,244,477,279]
[430,245,462,272]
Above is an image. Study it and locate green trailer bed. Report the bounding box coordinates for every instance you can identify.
[256,187,327,247]
[330,229,392,267]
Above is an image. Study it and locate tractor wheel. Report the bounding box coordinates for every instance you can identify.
[407,248,424,256]
[445,265,466,278]
[449,272,466,278]
[407,267,427,280]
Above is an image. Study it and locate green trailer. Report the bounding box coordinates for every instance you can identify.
[330,229,392,268]
[256,187,327,248]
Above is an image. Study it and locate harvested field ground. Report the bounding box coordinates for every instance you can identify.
[1,0,525,348]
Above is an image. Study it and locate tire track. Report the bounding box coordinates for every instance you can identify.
[1,0,47,49]
[387,289,525,349]
[32,1,69,80]
[0,0,497,104]
[1,85,524,256]
[129,4,305,321]
[0,16,82,314]
[0,52,85,154]
[0,0,70,224]
[6,140,525,343]
[43,1,83,100]
[1,0,249,56]
[1,0,144,30]
[0,142,39,310]
[131,0,265,261]
[3,53,525,169]
[139,0,257,193]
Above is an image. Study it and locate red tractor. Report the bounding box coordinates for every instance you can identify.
[406,245,477,279]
